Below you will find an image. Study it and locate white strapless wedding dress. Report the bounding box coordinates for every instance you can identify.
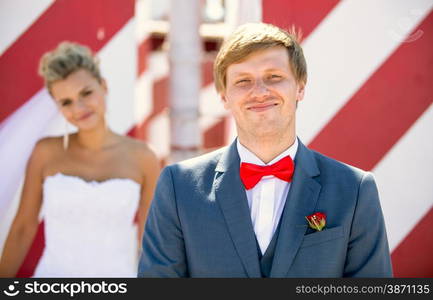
[33,173,140,277]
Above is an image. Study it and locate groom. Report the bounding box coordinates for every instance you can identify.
[138,22,393,277]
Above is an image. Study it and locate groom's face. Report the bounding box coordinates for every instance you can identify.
[221,46,305,140]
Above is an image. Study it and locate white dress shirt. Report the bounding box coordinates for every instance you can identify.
[237,138,298,255]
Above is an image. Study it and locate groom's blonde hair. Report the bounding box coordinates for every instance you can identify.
[214,22,307,93]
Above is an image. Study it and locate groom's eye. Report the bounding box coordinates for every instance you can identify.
[82,90,92,97]
[235,78,251,86]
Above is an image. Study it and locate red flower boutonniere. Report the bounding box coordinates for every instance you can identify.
[306,212,326,231]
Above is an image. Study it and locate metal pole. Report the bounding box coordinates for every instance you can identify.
[168,0,202,163]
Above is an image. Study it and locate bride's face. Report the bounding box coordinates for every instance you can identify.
[51,69,107,131]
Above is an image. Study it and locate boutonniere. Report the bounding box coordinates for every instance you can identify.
[306,212,326,231]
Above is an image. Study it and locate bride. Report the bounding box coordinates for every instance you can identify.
[0,42,160,277]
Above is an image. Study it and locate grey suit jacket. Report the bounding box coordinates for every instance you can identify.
[138,139,393,277]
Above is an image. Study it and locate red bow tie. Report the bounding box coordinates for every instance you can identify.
[240,155,295,190]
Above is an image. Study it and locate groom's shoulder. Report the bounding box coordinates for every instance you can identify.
[307,146,368,180]
[166,146,227,174]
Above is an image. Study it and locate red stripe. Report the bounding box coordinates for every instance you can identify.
[391,207,433,277]
[16,221,45,277]
[202,59,214,86]
[203,118,227,149]
[262,0,340,38]
[308,11,433,171]
[0,0,135,124]
[129,77,169,140]
[138,37,152,76]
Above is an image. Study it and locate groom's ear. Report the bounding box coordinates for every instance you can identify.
[220,93,229,110]
[296,82,305,102]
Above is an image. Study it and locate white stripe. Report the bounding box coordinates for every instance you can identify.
[226,115,237,144]
[134,52,169,125]
[200,84,226,129]
[135,0,151,42]
[148,52,169,81]
[135,72,153,123]
[0,89,58,222]
[225,0,262,29]
[297,0,433,144]
[0,0,54,56]
[147,112,170,158]
[98,18,137,135]
[0,179,23,255]
[373,104,433,251]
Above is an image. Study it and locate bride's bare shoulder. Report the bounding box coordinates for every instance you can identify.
[116,135,157,158]
[32,136,70,163]
[22,136,66,179]
[34,136,64,152]
[116,135,160,176]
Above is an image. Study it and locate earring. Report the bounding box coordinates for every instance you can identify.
[104,107,109,130]
[63,120,69,150]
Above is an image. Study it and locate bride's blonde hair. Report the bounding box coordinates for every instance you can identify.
[38,41,102,93]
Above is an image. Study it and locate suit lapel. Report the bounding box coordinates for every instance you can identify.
[214,141,261,278]
[270,141,322,277]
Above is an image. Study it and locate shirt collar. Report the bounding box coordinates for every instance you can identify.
[236,137,298,166]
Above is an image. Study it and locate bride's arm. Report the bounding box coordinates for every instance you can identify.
[0,139,49,277]
[137,146,160,248]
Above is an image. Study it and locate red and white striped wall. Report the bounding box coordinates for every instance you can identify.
[0,0,432,277]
